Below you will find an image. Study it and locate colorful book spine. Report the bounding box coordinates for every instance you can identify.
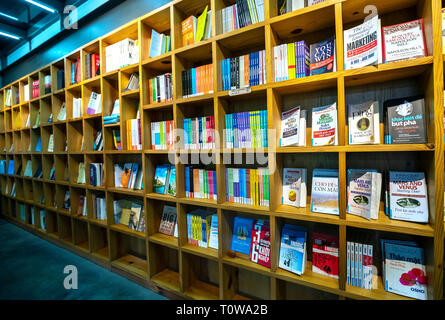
[151,120,174,150]
[224,110,267,148]
[182,64,213,98]
[149,73,173,104]
[226,167,269,207]
[183,116,215,149]
[185,167,217,200]
[222,50,266,91]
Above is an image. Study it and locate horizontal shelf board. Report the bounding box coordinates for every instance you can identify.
[175,38,213,61]
[143,101,173,110]
[151,268,180,292]
[274,204,341,225]
[83,76,101,86]
[75,241,89,252]
[121,88,140,98]
[344,277,414,300]
[221,147,268,154]
[148,233,178,248]
[178,197,218,208]
[271,72,338,95]
[216,84,268,99]
[92,247,109,261]
[343,144,434,152]
[175,93,214,105]
[112,254,147,279]
[184,279,219,300]
[345,208,434,237]
[107,187,144,197]
[216,22,266,52]
[178,148,217,154]
[275,262,339,293]
[104,150,142,154]
[141,52,172,71]
[58,209,70,216]
[146,193,177,202]
[181,244,219,260]
[220,202,270,215]
[144,149,174,154]
[103,122,120,128]
[343,57,433,87]
[275,146,341,153]
[110,224,146,239]
[89,218,107,227]
[72,215,88,222]
[223,254,270,276]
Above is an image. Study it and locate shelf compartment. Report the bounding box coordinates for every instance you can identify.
[58,214,73,244]
[110,229,147,279]
[147,198,178,248]
[274,277,339,300]
[181,253,220,300]
[72,218,90,252]
[148,242,180,291]
[90,223,109,260]
[221,263,270,299]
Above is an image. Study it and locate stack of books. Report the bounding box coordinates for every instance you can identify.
[312,232,339,279]
[105,38,139,72]
[310,169,339,215]
[72,97,83,119]
[224,110,267,148]
[148,73,173,103]
[219,0,264,34]
[93,130,103,151]
[114,163,143,190]
[186,209,218,249]
[44,75,51,94]
[184,116,215,149]
[221,50,266,90]
[278,0,305,15]
[347,169,382,220]
[226,167,269,206]
[92,195,106,220]
[282,168,307,208]
[185,166,216,200]
[347,239,374,290]
[84,53,100,79]
[181,64,213,98]
[148,29,171,58]
[181,5,211,46]
[150,120,174,150]
[280,106,307,147]
[76,195,87,217]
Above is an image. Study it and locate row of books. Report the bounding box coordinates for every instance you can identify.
[75,195,88,217]
[218,0,265,34]
[222,50,267,90]
[73,97,83,119]
[84,53,101,80]
[90,163,104,187]
[115,163,143,190]
[347,240,374,290]
[126,118,142,150]
[181,63,213,98]
[186,209,218,249]
[225,110,268,148]
[185,166,217,200]
[114,199,145,232]
[150,120,174,150]
[71,58,81,85]
[181,6,211,47]
[104,99,120,125]
[153,164,176,195]
[112,130,122,150]
[183,116,215,150]
[148,29,172,58]
[226,167,269,206]
[105,38,139,73]
[148,73,173,104]
[92,195,106,220]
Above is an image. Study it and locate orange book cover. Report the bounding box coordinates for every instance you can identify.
[121,166,131,188]
[244,54,249,87]
[166,120,171,149]
[197,66,201,95]
[149,79,153,104]
[209,64,213,93]
[193,169,199,198]
[206,64,210,94]
[182,16,195,47]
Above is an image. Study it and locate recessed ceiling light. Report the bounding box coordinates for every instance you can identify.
[25,0,55,13]
[0,31,21,40]
[0,12,19,21]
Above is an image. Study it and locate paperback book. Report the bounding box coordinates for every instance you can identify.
[279,224,307,275]
[348,100,380,145]
[311,102,338,146]
[232,216,254,255]
[310,168,339,215]
[250,219,271,268]
[282,168,307,207]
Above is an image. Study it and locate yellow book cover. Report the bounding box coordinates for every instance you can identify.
[442,8,445,54]
[196,5,208,43]
[287,42,296,80]
[120,208,131,226]
[14,113,21,129]
[254,169,259,206]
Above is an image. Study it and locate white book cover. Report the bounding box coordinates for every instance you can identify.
[311,102,338,146]
[57,103,66,121]
[370,172,382,220]
[24,84,29,102]
[47,134,54,152]
[347,170,375,220]
[299,110,307,146]
[280,106,300,147]
[282,168,307,207]
[389,171,428,223]
[344,15,379,70]
[348,101,377,145]
[114,164,124,187]
[310,169,339,215]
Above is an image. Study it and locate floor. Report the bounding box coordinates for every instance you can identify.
[0,218,168,300]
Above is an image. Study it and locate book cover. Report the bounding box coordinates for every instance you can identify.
[385,97,426,144]
[282,168,307,207]
[312,232,339,279]
[129,202,142,231]
[231,216,254,255]
[389,171,428,223]
[182,16,197,46]
[384,242,427,300]
[208,214,218,249]
[311,102,338,146]
[349,101,379,145]
[382,19,427,63]
[347,170,374,220]
[310,168,339,215]
[250,219,271,268]
[167,165,176,196]
[280,106,300,147]
[279,224,307,275]
[344,15,379,70]
[153,165,169,194]
[310,36,336,75]
[120,163,133,188]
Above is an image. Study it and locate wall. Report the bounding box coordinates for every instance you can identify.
[0,0,170,87]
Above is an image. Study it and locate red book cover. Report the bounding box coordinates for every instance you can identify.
[208,170,213,199]
[250,220,271,268]
[76,57,81,83]
[312,232,339,279]
[92,54,100,77]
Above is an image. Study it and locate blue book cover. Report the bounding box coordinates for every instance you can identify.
[185,166,190,196]
[232,216,254,255]
[226,168,229,201]
[191,68,197,95]
[383,242,427,300]
[35,137,42,152]
[233,114,237,148]
[129,163,139,188]
[7,160,14,175]
[20,204,25,221]
[248,53,253,86]
[149,29,162,58]
[212,170,217,200]
[311,168,339,215]
[154,165,169,194]
[279,224,307,275]
[310,36,336,76]
[40,210,46,230]
[167,165,176,196]
[0,160,6,174]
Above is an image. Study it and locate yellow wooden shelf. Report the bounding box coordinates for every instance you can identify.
[181,244,219,260]
[184,279,220,300]
[112,254,147,279]
[110,224,146,239]
[151,268,180,292]
[149,233,178,248]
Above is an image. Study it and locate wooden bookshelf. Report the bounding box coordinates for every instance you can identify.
[0,0,444,300]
